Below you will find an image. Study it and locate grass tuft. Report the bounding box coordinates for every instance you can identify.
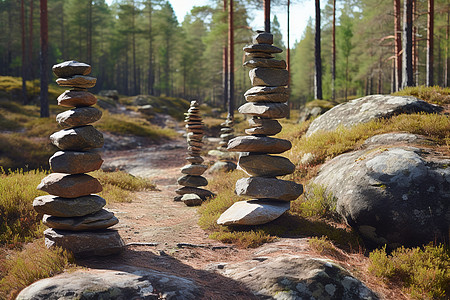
[308,236,342,258]
[369,244,450,299]
[295,183,340,221]
[393,85,450,105]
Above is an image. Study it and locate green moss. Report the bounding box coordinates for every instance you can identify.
[393,85,450,106]
[305,99,336,109]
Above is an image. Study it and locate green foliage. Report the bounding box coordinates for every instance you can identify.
[308,236,342,258]
[369,244,450,299]
[296,183,340,221]
[90,170,157,203]
[0,169,46,246]
[393,85,450,106]
[0,239,74,299]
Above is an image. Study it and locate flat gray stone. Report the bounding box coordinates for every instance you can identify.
[208,161,237,173]
[245,93,289,103]
[175,186,215,200]
[239,154,295,177]
[227,136,291,154]
[244,58,286,69]
[16,266,201,300]
[37,173,102,198]
[243,44,282,53]
[181,193,203,206]
[50,125,104,151]
[56,107,102,128]
[187,140,203,148]
[56,75,97,89]
[247,117,282,136]
[236,177,303,201]
[239,102,289,119]
[52,60,91,77]
[245,52,274,59]
[33,194,106,217]
[187,132,203,141]
[245,86,288,96]
[43,209,118,231]
[177,175,208,187]
[57,90,97,107]
[249,68,289,86]
[217,200,290,225]
[181,164,207,176]
[44,228,124,257]
[186,156,204,164]
[49,150,103,174]
[253,31,273,44]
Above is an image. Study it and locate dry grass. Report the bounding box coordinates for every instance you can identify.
[394,85,450,105]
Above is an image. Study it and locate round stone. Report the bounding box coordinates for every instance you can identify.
[253,32,273,44]
[177,175,208,187]
[238,154,295,177]
[57,90,97,107]
[245,86,289,96]
[37,173,102,198]
[49,150,103,174]
[238,102,289,119]
[56,75,97,89]
[244,58,286,69]
[243,44,282,54]
[227,136,291,154]
[186,156,204,164]
[249,68,289,86]
[245,93,289,103]
[43,209,118,231]
[33,194,106,217]
[181,164,208,176]
[175,186,215,200]
[245,52,274,59]
[181,194,203,206]
[52,61,91,77]
[56,107,102,128]
[235,177,303,201]
[50,125,104,151]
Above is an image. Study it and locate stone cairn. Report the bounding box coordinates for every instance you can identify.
[208,115,237,172]
[217,31,303,226]
[33,60,124,256]
[218,116,234,151]
[175,100,215,206]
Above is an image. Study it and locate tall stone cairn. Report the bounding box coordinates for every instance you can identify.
[33,60,124,257]
[175,100,215,206]
[217,31,303,226]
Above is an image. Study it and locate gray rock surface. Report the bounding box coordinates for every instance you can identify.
[244,58,286,69]
[313,134,450,248]
[243,44,283,53]
[217,200,290,225]
[253,31,273,44]
[214,254,378,299]
[177,175,208,187]
[181,193,203,206]
[306,95,443,137]
[246,117,282,136]
[175,186,216,200]
[56,75,97,89]
[43,209,118,231]
[239,102,289,119]
[50,125,104,151]
[245,86,288,96]
[245,92,289,103]
[239,154,295,177]
[181,164,208,176]
[16,266,201,300]
[44,228,124,257]
[227,136,291,154]
[246,52,274,59]
[56,107,102,128]
[52,60,91,77]
[249,68,289,86]
[57,90,97,107]
[37,173,102,198]
[236,177,303,201]
[49,150,103,174]
[33,194,106,217]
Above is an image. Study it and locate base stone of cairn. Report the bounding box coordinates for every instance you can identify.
[175,101,215,206]
[34,60,124,257]
[208,116,237,173]
[217,31,303,226]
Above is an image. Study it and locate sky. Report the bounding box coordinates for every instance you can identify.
[108,0,320,48]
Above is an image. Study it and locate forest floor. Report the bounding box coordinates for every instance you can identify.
[73,135,406,300]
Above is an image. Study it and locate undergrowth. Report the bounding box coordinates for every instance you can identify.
[393,85,450,105]
[0,239,74,299]
[369,244,450,299]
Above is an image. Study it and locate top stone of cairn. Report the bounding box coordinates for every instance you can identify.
[52,61,91,78]
[253,30,273,45]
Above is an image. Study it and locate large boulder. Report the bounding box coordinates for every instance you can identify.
[306,95,443,137]
[16,266,201,300]
[212,254,378,299]
[312,133,450,249]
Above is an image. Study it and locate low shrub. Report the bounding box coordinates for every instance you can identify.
[308,236,342,258]
[296,183,340,221]
[369,244,450,299]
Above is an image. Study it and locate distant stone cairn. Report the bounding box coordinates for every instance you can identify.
[217,31,303,226]
[175,100,215,206]
[33,60,124,257]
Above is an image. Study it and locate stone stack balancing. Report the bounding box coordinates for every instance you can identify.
[175,101,214,206]
[217,31,303,226]
[34,60,123,257]
[218,116,234,151]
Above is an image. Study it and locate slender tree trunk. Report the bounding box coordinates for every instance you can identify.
[61,1,65,59]
[377,55,382,94]
[345,55,348,100]
[165,38,170,96]
[40,0,49,117]
[314,0,322,99]
[223,0,228,111]
[148,1,154,95]
[286,0,290,119]
[445,5,449,87]
[124,45,129,95]
[21,0,27,104]
[426,0,434,86]
[264,0,270,32]
[228,0,234,118]
[87,0,92,65]
[132,1,138,95]
[394,0,402,91]
[402,0,414,88]
[331,0,336,100]
[28,0,34,80]
[412,0,418,85]
[7,2,13,74]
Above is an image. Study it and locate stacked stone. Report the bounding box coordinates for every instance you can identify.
[217,31,303,226]
[175,101,214,206]
[33,60,123,257]
[218,116,234,151]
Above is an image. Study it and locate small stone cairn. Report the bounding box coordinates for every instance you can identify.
[208,115,237,172]
[217,31,303,226]
[218,116,234,151]
[175,101,215,206]
[33,60,124,256]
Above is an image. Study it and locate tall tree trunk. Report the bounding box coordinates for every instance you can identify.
[228,0,234,118]
[377,55,382,94]
[402,0,414,88]
[61,1,65,59]
[87,0,92,65]
[412,0,418,85]
[223,0,228,111]
[148,0,154,95]
[40,0,49,117]
[286,0,290,119]
[21,0,27,104]
[132,1,138,95]
[264,0,270,32]
[426,0,434,86]
[445,5,449,87]
[29,0,34,79]
[331,0,336,100]
[394,0,402,91]
[314,0,322,99]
